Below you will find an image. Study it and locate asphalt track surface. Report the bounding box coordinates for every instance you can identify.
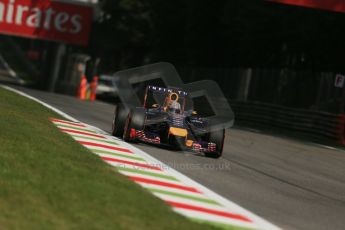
[10,86,345,230]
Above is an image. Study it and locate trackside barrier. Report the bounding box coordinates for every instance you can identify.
[230,100,345,144]
[338,114,345,145]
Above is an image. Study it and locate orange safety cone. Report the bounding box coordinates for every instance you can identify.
[85,87,91,100]
[90,75,99,101]
[77,75,88,100]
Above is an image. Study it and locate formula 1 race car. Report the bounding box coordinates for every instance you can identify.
[111,86,225,158]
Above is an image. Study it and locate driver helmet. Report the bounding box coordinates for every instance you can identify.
[167,93,181,113]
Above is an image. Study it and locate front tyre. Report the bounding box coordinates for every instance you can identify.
[112,104,130,138]
[204,129,225,159]
[123,108,146,142]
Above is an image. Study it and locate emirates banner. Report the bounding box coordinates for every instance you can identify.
[268,0,345,13]
[0,0,93,45]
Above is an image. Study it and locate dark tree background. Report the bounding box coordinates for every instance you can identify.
[86,0,345,113]
[90,0,345,72]
[3,0,345,113]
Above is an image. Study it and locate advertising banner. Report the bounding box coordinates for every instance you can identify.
[268,0,345,13]
[0,0,93,45]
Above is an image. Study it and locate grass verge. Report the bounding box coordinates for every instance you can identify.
[0,87,224,230]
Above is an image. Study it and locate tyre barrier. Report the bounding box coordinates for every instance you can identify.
[230,100,345,144]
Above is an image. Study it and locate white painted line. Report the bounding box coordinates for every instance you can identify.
[174,208,257,229]
[68,132,106,140]
[313,143,338,151]
[78,142,123,151]
[55,124,97,134]
[119,170,182,184]
[154,193,224,210]
[71,136,119,146]
[103,159,162,172]
[116,164,175,176]
[142,184,209,198]
[96,153,147,164]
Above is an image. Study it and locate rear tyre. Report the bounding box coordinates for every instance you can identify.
[123,108,146,142]
[204,129,225,159]
[111,104,129,138]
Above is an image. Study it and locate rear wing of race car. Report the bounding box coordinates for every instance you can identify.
[144,85,189,111]
[147,85,188,97]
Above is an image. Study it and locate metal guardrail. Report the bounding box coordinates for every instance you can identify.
[230,100,345,143]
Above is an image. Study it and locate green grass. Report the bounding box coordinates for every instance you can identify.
[0,87,224,230]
